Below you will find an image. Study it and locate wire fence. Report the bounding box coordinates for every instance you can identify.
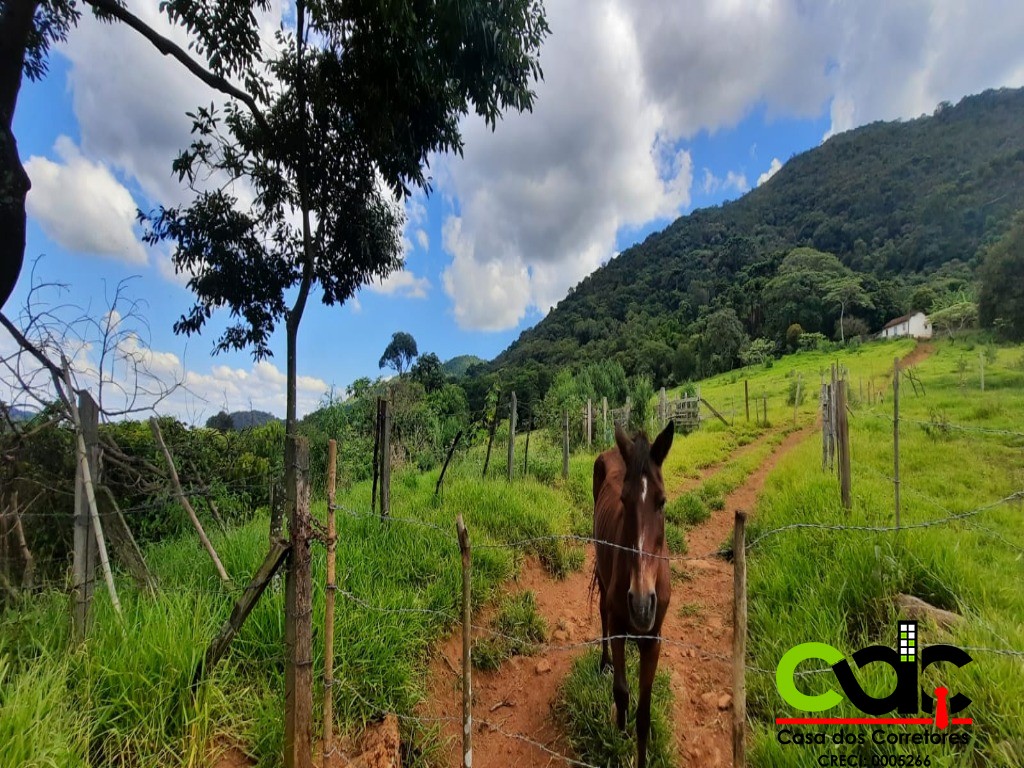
[309,485,1024,768]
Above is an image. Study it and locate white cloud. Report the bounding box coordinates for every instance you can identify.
[436,0,1024,331]
[415,229,429,251]
[757,157,783,187]
[439,0,694,330]
[701,168,749,196]
[366,270,431,299]
[59,0,288,207]
[25,137,146,264]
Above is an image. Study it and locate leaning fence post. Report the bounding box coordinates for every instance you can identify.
[323,439,338,762]
[284,435,313,768]
[744,380,750,422]
[733,510,748,768]
[893,357,901,528]
[456,515,473,768]
[562,409,570,480]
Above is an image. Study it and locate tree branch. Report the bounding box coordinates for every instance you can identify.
[0,310,71,412]
[82,0,269,134]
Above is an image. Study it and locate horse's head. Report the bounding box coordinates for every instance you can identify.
[614,421,674,632]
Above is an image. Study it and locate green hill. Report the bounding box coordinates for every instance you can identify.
[442,354,486,377]
[491,88,1024,383]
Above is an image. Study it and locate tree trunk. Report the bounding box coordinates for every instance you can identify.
[0,0,40,310]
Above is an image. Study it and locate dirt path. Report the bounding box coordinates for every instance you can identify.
[420,423,814,767]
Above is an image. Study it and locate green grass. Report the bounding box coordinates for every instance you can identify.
[0,446,589,767]
[746,337,1024,767]
[554,648,676,768]
[473,590,547,671]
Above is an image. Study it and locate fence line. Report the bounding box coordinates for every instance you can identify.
[857,410,1024,440]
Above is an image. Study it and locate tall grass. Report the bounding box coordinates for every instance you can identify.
[747,338,1024,767]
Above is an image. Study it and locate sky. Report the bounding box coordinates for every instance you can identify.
[6,0,1024,423]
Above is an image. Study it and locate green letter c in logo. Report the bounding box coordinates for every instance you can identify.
[776,642,845,712]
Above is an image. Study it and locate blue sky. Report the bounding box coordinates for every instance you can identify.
[6,0,1024,421]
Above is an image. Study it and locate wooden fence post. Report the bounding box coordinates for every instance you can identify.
[150,418,231,583]
[381,399,391,519]
[762,394,767,426]
[979,351,985,392]
[602,397,608,445]
[587,398,592,449]
[744,380,749,422]
[893,358,901,528]
[733,511,748,768]
[562,409,569,480]
[324,439,338,760]
[436,430,464,497]
[284,436,313,768]
[659,387,666,427]
[192,539,290,691]
[72,390,99,640]
[456,515,473,768]
[792,373,802,426]
[70,388,122,619]
[505,397,516,481]
[837,380,851,513]
[482,401,498,478]
[523,409,531,477]
[371,398,382,514]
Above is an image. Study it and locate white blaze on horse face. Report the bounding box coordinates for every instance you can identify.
[641,476,648,503]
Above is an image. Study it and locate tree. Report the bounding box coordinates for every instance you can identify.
[379,332,419,377]
[696,308,748,377]
[785,323,804,351]
[206,411,234,432]
[979,214,1024,340]
[764,248,851,338]
[138,0,548,445]
[410,351,445,393]
[739,337,775,367]
[824,274,874,343]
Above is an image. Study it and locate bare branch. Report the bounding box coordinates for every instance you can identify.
[82,0,269,134]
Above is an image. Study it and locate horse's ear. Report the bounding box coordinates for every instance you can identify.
[614,425,633,462]
[651,421,674,466]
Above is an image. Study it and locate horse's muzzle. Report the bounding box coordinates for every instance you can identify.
[628,589,657,632]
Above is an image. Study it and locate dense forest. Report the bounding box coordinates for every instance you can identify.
[486,87,1024,390]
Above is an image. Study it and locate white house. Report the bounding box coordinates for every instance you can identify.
[879,311,932,340]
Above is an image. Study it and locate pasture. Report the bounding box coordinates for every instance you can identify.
[1,336,1021,767]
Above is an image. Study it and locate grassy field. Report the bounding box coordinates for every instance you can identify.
[2,335,1017,768]
[0,433,590,768]
[746,337,1024,767]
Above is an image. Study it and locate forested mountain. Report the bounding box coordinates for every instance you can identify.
[490,88,1024,385]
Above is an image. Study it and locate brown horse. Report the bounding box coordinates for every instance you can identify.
[592,421,674,768]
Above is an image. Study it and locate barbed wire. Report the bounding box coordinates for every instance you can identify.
[857,411,1024,440]
[745,489,1024,550]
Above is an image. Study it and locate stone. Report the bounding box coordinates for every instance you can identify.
[717,693,732,711]
[553,629,568,642]
[535,659,552,674]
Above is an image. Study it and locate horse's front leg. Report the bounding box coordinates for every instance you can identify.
[599,591,611,673]
[610,628,628,731]
[636,637,661,768]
